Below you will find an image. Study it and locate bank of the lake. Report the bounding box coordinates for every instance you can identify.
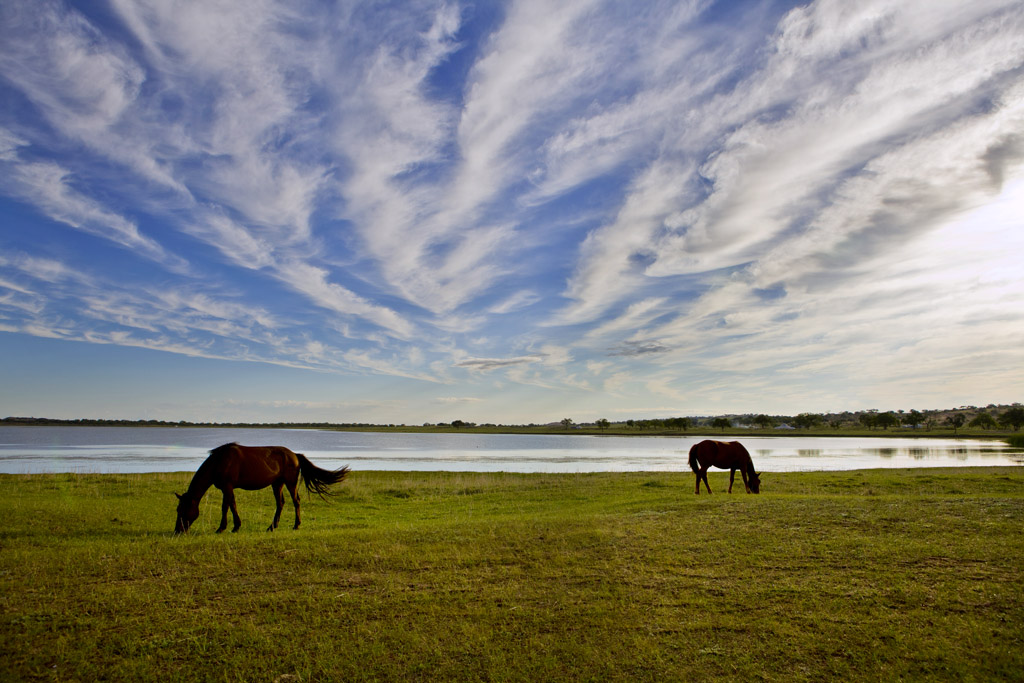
[2,468,1022,681]
[3,415,1020,440]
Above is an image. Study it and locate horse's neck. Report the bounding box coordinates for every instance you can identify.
[185,457,216,499]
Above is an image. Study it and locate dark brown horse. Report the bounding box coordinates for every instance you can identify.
[174,443,349,534]
[688,440,761,494]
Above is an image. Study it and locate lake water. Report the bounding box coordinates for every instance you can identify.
[0,426,1021,474]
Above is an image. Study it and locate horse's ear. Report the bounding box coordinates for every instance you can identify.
[174,492,182,500]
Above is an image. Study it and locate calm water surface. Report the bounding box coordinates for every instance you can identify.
[0,426,1020,474]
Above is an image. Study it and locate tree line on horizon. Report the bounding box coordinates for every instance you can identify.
[574,405,1024,434]
[444,403,1024,434]
[3,403,1022,432]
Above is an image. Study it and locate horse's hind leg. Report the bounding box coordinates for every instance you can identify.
[729,469,736,493]
[697,468,712,494]
[268,482,285,532]
[286,481,301,530]
[217,493,229,533]
[229,489,242,532]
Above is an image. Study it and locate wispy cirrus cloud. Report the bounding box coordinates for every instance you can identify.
[456,355,542,372]
[560,0,1024,326]
[0,156,186,271]
[1,0,1023,422]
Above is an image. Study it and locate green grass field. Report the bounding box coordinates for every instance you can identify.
[2,468,1022,681]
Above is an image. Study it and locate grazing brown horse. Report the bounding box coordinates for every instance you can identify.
[688,440,761,494]
[174,443,349,534]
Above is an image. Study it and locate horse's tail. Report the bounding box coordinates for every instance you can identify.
[688,442,701,472]
[296,453,350,500]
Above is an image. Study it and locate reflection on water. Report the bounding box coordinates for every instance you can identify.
[0,426,1021,474]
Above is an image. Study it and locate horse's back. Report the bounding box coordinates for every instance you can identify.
[208,443,300,489]
[692,439,749,468]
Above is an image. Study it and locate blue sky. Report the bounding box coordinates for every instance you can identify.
[1,0,1023,424]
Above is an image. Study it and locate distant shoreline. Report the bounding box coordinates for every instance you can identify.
[1,416,1017,442]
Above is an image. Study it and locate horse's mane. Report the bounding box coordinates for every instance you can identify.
[209,442,240,458]
[183,444,237,499]
[740,445,757,476]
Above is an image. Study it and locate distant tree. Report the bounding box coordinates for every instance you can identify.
[669,417,693,432]
[999,406,1024,431]
[793,413,822,430]
[451,420,466,429]
[561,418,574,430]
[945,414,966,435]
[875,412,898,430]
[626,419,636,429]
[859,413,877,430]
[711,417,732,432]
[969,412,998,430]
[753,414,774,429]
[596,418,610,431]
[906,410,924,429]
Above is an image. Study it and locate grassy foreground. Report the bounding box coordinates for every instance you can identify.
[1,468,1022,682]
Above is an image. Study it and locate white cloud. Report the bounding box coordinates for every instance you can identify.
[446,0,603,221]
[560,0,1024,329]
[583,297,670,343]
[559,160,695,324]
[2,0,1023,421]
[433,396,483,405]
[0,127,27,160]
[275,260,415,339]
[456,355,543,372]
[0,157,186,270]
[0,0,185,192]
[489,290,541,315]
[184,212,277,271]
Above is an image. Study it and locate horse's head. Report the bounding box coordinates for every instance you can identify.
[174,493,199,534]
[748,472,761,494]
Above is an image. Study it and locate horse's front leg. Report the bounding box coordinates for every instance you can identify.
[740,467,751,493]
[728,469,736,493]
[221,486,241,532]
[268,482,285,532]
[217,489,230,533]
